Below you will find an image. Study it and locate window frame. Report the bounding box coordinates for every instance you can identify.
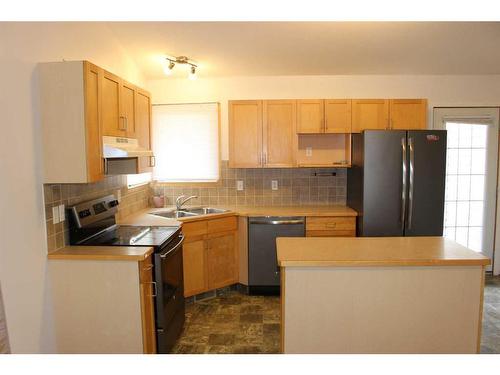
[152,102,222,187]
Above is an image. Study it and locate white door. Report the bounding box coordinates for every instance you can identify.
[434,108,499,273]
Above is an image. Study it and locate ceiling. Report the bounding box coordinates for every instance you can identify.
[105,22,500,79]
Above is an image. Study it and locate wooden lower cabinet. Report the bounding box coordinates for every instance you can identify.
[138,254,156,354]
[207,231,238,290]
[306,216,356,237]
[183,238,209,296]
[182,216,239,297]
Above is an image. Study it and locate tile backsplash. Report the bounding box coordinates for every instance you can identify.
[43,161,347,253]
[43,176,152,253]
[153,161,347,208]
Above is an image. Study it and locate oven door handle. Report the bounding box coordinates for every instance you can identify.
[159,234,185,258]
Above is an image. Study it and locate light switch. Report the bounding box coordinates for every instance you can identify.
[52,206,60,224]
[271,180,278,190]
[306,147,313,157]
[58,204,65,222]
[236,180,244,191]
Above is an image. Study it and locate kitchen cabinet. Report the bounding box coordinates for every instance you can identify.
[48,249,156,353]
[135,89,154,173]
[296,100,324,133]
[325,99,352,133]
[40,60,104,183]
[182,215,239,297]
[389,99,427,130]
[351,99,390,133]
[229,100,296,168]
[229,100,263,168]
[306,216,356,237]
[263,100,297,167]
[40,60,153,183]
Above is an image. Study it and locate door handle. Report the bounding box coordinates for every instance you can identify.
[408,137,415,230]
[401,138,407,231]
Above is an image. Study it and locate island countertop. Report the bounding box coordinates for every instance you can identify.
[277,236,491,267]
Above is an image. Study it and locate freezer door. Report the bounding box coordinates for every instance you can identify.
[362,130,407,236]
[405,130,447,236]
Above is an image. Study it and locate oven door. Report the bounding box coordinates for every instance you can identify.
[153,232,185,353]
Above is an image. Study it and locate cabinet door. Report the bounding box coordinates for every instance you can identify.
[229,100,263,168]
[138,255,156,354]
[351,99,389,133]
[136,90,153,173]
[263,100,296,167]
[83,61,104,182]
[182,239,208,297]
[102,71,124,137]
[121,81,136,138]
[325,99,352,133]
[207,231,238,290]
[389,99,427,130]
[296,100,324,133]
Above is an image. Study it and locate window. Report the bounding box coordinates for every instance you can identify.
[152,103,220,183]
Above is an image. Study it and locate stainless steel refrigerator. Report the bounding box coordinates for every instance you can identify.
[347,130,447,236]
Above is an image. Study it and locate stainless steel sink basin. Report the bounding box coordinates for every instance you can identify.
[150,207,229,219]
[151,210,199,219]
[183,207,229,215]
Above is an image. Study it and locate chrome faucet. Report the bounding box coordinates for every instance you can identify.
[175,195,198,211]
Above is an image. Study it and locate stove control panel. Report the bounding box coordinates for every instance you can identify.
[69,194,119,229]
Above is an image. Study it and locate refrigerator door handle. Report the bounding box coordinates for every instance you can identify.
[408,137,415,230]
[401,138,407,231]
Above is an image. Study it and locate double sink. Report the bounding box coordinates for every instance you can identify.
[151,207,229,219]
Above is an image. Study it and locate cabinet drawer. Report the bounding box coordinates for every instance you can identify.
[182,220,208,238]
[306,229,355,237]
[306,216,356,231]
[139,253,153,283]
[207,216,238,234]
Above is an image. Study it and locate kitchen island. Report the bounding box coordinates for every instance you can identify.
[276,237,490,354]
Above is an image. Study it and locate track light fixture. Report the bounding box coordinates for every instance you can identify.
[163,55,198,79]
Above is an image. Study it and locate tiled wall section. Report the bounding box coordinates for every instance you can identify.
[0,285,9,354]
[43,176,152,253]
[153,161,347,207]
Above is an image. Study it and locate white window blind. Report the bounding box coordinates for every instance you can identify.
[152,103,219,182]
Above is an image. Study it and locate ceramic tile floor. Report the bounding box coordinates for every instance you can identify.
[481,274,500,354]
[173,275,500,354]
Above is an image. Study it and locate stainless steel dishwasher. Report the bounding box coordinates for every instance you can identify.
[248,216,305,294]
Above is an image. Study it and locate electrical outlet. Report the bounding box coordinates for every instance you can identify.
[236,180,244,191]
[58,204,65,222]
[52,206,60,224]
[306,147,313,157]
[271,180,278,190]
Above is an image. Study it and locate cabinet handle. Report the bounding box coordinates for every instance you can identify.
[119,116,126,131]
[150,156,156,167]
[143,264,153,271]
[264,152,267,165]
[124,117,128,130]
[145,281,157,297]
[326,222,337,228]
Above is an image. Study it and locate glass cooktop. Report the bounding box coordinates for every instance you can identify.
[83,225,179,247]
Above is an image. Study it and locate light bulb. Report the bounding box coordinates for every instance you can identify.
[163,60,175,76]
[188,65,197,80]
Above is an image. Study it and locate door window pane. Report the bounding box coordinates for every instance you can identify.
[442,122,489,253]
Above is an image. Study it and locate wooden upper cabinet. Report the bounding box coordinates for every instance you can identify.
[102,71,124,137]
[325,99,352,133]
[121,81,136,138]
[351,99,389,133]
[135,89,153,173]
[296,100,324,133]
[263,100,296,167]
[229,100,263,168]
[389,99,427,130]
[83,62,104,182]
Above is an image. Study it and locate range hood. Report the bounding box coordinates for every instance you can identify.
[102,136,155,175]
[103,136,154,158]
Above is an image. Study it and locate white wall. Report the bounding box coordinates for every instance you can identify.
[0,22,144,353]
[147,75,500,159]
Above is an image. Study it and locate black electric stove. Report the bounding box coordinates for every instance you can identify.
[68,194,185,354]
